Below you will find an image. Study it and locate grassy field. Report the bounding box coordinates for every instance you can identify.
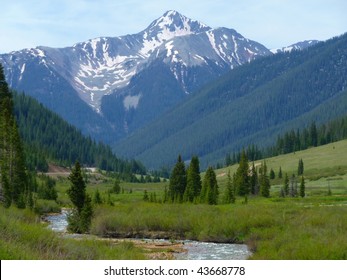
[2,140,346,259]
[215,139,347,195]
[85,140,347,259]
[0,206,146,259]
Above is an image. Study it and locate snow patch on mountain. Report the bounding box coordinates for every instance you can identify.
[123,94,141,110]
[271,40,320,54]
[0,10,272,114]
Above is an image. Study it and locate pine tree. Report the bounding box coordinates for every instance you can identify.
[67,161,86,213]
[201,166,219,204]
[67,161,93,233]
[0,63,28,208]
[299,176,305,198]
[250,162,259,195]
[298,159,304,175]
[278,167,283,179]
[224,170,235,203]
[184,156,201,202]
[269,168,275,179]
[79,195,93,232]
[234,150,250,196]
[259,161,270,198]
[169,155,186,202]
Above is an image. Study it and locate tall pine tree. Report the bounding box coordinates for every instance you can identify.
[200,166,219,205]
[169,155,186,202]
[259,161,270,198]
[224,170,235,203]
[0,63,28,208]
[299,176,305,198]
[183,156,202,202]
[67,161,93,233]
[234,150,250,196]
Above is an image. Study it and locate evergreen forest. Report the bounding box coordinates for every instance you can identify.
[12,91,146,176]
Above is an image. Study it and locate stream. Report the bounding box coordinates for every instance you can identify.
[45,210,251,260]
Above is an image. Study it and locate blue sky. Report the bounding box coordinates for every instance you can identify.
[1,0,346,53]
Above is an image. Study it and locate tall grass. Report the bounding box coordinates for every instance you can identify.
[90,198,347,259]
[0,206,145,260]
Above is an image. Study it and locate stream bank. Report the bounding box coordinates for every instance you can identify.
[44,210,251,260]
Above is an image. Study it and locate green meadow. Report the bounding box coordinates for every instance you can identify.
[1,140,346,259]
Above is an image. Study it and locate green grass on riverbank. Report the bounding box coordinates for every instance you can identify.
[90,196,347,259]
[0,206,145,260]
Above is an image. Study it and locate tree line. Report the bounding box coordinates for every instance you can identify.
[165,149,308,206]
[167,155,219,205]
[225,117,347,167]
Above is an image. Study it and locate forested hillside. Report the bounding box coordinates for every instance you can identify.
[0,65,28,208]
[12,91,146,175]
[114,33,347,169]
[224,116,347,166]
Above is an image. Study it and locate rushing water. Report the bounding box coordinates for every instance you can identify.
[45,210,251,260]
[45,209,69,233]
[176,241,250,260]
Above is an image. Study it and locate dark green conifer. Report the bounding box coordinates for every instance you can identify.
[298,159,304,175]
[278,167,283,179]
[224,170,235,203]
[250,162,259,195]
[184,156,201,202]
[67,161,86,213]
[234,150,250,196]
[0,63,27,208]
[259,161,270,198]
[169,155,186,202]
[201,166,218,205]
[284,173,289,196]
[299,176,305,198]
[67,161,93,233]
[269,168,275,179]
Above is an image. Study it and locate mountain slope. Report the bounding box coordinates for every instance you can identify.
[271,40,320,54]
[12,91,146,174]
[0,10,271,142]
[113,34,347,169]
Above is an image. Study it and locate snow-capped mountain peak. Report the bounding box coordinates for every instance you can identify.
[0,10,274,139]
[142,10,211,43]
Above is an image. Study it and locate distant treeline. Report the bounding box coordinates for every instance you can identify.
[13,91,146,175]
[225,115,347,166]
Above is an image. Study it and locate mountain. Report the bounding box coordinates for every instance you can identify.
[113,34,347,169]
[270,40,320,54]
[0,10,271,142]
[12,91,146,175]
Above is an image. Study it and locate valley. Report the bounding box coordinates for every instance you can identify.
[1,10,346,261]
[1,139,346,259]
[1,11,337,169]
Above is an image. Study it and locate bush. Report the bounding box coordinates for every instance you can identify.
[34,199,61,214]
